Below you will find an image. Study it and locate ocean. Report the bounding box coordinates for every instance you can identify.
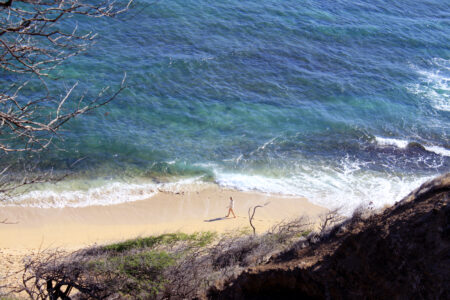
[2,0,449,214]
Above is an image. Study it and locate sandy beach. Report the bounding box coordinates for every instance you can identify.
[0,184,327,287]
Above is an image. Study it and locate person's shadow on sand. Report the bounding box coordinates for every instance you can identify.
[204,217,230,222]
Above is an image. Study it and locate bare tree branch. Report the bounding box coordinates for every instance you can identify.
[248,202,270,235]
[319,207,345,234]
[0,0,133,199]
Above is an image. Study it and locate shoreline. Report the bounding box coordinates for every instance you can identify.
[0,185,327,286]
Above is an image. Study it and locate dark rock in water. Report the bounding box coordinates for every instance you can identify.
[208,173,450,300]
[406,141,426,151]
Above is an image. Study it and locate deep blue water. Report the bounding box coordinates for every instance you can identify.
[2,0,449,211]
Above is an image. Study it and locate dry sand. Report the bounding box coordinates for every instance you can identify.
[0,184,327,288]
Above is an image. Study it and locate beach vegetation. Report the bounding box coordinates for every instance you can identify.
[92,251,176,299]
[103,231,216,253]
[9,217,314,299]
[296,229,313,237]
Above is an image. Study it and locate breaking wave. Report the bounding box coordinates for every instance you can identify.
[213,157,433,215]
[374,136,450,157]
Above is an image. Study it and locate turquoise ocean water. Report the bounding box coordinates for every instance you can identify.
[2,0,449,213]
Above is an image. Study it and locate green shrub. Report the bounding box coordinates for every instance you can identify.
[86,250,176,298]
[103,231,216,253]
[115,251,175,277]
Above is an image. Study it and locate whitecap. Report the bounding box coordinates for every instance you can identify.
[374,136,409,148]
[423,145,450,157]
[408,58,450,112]
[375,136,449,157]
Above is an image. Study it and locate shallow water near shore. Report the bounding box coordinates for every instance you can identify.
[1,0,449,214]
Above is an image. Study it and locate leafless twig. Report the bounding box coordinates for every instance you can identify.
[319,207,345,234]
[248,202,270,235]
[0,1,133,199]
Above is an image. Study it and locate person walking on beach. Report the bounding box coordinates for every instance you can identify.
[226,196,236,218]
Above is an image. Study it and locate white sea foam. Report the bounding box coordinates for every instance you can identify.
[408,58,450,112]
[374,136,450,157]
[250,137,277,155]
[3,177,207,208]
[160,177,211,193]
[423,145,450,157]
[374,136,409,149]
[2,162,438,215]
[4,182,159,208]
[214,162,433,216]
